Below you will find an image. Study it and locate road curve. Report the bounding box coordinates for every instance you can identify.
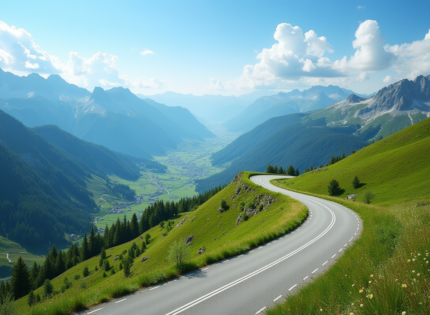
[81,175,361,315]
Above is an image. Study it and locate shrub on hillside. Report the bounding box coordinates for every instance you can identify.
[327,179,341,196]
[363,190,375,204]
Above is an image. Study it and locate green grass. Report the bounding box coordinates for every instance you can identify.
[265,117,430,315]
[18,172,308,315]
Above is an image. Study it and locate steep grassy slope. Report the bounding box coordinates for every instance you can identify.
[19,172,308,315]
[266,117,430,315]
[277,117,430,205]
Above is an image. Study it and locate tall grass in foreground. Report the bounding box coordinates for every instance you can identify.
[266,186,430,315]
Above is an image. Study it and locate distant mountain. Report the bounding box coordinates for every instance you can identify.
[0,68,89,101]
[138,90,277,123]
[0,110,166,247]
[309,75,430,140]
[196,115,368,193]
[0,69,214,158]
[223,85,367,133]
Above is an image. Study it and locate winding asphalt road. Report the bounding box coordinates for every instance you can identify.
[81,175,361,315]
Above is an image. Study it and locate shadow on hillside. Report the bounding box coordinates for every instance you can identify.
[332,188,345,196]
[355,183,366,189]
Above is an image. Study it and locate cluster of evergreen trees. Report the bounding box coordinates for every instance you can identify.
[265,165,299,176]
[327,153,346,166]
[5,184,224,302]
[110,183,137,201]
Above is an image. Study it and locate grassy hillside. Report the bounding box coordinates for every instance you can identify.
[266,117,430,315]
[276,116,430,205]
[17,172,307,315]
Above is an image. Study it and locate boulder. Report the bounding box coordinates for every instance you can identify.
[141,257,150,263]
[176,216,187,228]
[197,247,205,255]
[184,235,194,245]
[113,255,119,261]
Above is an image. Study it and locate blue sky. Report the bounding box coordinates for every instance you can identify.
[1,0,430,95]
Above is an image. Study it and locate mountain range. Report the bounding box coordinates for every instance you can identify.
[0,69,214,158]
[196,76,430,192]
[0,109,165,248]
[138,90,276,123]
[223,85,371,133]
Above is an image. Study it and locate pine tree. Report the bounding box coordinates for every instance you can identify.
[28,289,34,307]
[43,279,53,298]
[295,168,300,176]
[80,233,89,261]
[89,226,96,257]
[286,165,295,176]
[130,213,139,238]
[273,166,278,174]
[352,176,360,189]
[278,166,284,175]
[11,256,32,299]
[328,179,341,196]
[265,165,274,173]
[101,247,106,260]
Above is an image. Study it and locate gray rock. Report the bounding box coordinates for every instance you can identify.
[184,235,194,245]
[176,216,187,228]
[197,247,205,255]
[113,255,119,261]
[141,257,150,262]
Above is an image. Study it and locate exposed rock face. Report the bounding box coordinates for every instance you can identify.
[176,216,187,228]
[184,235,194,245]
[346,94,366,103]
[141,257,150,262]
[236,194,277,226]
[235,213,244,226]
[359,75,430,115]
[113,256,119,261]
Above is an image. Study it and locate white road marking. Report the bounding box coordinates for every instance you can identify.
[312,268,318,274]
[349,238,353,242]
[322,261,328,266]
[303,276,308,280]
[256,307,266,314]
[331,254,336,258]
[289,284,297,291]
[274,295,282,302]
[201,268,209,271]
[115,298,126,304]
[165,194,337,315]
[87,309,102,314]
[339,248,343,252]
[150,286,160,291]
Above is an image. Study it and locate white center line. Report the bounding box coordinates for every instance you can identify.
[256,307,266,314]
[273,295,282,302]
[331,254,336,258]
[312,268,318,274]
[349,237,353,242]
[339,248,343,252]
[150,286,160,291]
[87,309,102,314]
[303,276,308,280]
[115,298,126,304]
[322,261,328,266]
[289,284,297,291]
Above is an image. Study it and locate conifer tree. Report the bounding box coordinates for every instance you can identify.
[89,226,96,257]
[11,257,31,299]
[352,176,360,189]
[28,289,34,307]
[130,213,139,238]
[80,233,89,261]
[278,166,284,174]
[43,279,53,297]
[328,179,341,196]
[265,165,274,173]
[273,166,278,174]
[101,247,106,260]
[286,165,295,176]
[295,168,300,176]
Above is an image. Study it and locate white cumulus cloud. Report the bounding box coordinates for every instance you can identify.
[135,77,165,89]
[141,49,154,56]
[0,21,59,73]
[383,75,392,83]
[207,77,224,90]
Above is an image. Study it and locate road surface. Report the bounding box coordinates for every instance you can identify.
[81,175,361,315]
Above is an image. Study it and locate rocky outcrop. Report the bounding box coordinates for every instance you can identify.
[184,235,194,245]
[197,247,205,255]
[141,257,150,262]
[236,194,277,226]
[346,94,366,103]
[113,255,119,261]
[176,216,187,228]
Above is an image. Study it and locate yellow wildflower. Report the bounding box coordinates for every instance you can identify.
[402,284,407,288]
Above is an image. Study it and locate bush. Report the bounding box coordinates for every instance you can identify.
[220,199,229,211]
[80,281,87,289]
[168,239,191,267]
[104,260,111,272]
[0,292,16,314]
[102,272,107,278]
[82,266,89,277]
[242,212,249,221]
[74,274,80,280]
[145,233,151,244]
[43,279,53,298]
[363,190,375,204]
